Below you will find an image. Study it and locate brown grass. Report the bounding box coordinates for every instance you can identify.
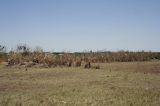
[0,61,160,106]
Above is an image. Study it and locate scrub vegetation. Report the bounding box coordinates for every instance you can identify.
[0,44,160,106]
[0,44,160,68]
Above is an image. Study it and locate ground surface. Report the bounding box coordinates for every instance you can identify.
[0,61,160,106]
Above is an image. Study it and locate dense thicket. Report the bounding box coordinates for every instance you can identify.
[0,45,160,68]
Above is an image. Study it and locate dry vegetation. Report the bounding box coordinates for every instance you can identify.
[0,61,160,106]
[4,50,160,69]
[0,44,160,69]
[0,44,160,106]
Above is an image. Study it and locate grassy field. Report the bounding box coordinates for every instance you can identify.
[0,61,160,106]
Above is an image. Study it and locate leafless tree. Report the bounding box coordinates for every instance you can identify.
[16,44,31,56]
[0,45,6,52]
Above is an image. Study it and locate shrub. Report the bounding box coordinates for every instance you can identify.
[84,62,91,69]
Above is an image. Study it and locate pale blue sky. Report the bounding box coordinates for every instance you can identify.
[0,0,160,52]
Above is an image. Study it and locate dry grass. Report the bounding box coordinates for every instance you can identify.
[0,61,160,106]
[0,53,7,63]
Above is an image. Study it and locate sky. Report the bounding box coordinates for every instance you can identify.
[0,0,160,52]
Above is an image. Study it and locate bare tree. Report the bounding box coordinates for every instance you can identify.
[0,45,6,53]
[16,44,31,56]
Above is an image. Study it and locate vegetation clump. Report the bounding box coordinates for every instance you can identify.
[84,62,91,69]
[0,44,160,68]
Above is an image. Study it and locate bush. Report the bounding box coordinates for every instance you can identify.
[4,44,160,68]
